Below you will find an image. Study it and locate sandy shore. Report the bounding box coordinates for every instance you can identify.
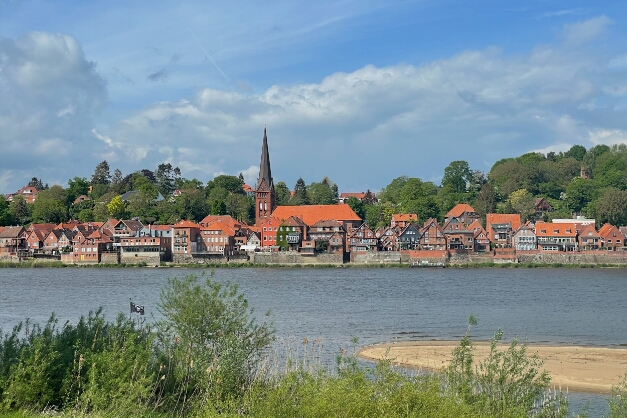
[357,341,627,394]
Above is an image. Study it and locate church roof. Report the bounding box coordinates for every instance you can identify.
[272,205,361,226]
[256,127,274,191]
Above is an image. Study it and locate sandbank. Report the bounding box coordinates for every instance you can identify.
[357,341,627,394]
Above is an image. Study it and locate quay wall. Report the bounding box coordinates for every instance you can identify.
[253,252,343,265]
[351,252,401,264]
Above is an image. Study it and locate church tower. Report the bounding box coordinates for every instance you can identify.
[255,127,276,225]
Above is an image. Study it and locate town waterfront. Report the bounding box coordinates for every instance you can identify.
[1,267,625,415]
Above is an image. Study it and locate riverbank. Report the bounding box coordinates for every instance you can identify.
[357,341,627,394]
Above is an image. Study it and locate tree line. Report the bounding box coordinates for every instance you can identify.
[2,143,627,227]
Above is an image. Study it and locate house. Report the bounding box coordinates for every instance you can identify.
[467,220,490,252]
[43,229,75,254]
[112,220,144,238]
[338,192,366,204]
[512,223,537,251]
[171,220,201,254]
[347,224,378,252]
[534,198,553,220]
[445,203,479,225]
[308,219,346,252]
[0,226,26,256]
[391,214,418,228]
[419,218,446,251]
[73,195,90,205]
[535,222,577,252]
[486,214,521,248]
[327,231,345,255]
[5,186,39,204]
[25,224,56,253]
[598,223,624,251]
[271,205,362,231]
[242,184,255,197]
[578,224,601,251]
[277,216,308,251]
[443,217,474,252]
[398,223,421,250]
[258,217,282,249]
[199,222,236,255]
[119,224,173,263]
[241,231,261,252]
[71,229,114,263]
[379,226,400,251]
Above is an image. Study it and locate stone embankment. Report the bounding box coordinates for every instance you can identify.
[253,252,343,265]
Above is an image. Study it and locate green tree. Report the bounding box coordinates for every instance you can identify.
[346,196,365,220]
[594,188,627,226]
[226,194,252,222]
[378,176,408,204]
[308,178,335,205]
[155,163,179,196]
[564,144,587,161]
[0,195,14,226]
[91,160,112,185]
[290,178,309,205]
[9,195,31,225]
[275,181,291,206]
[31,196,67,223]
[507,189,536,221]
[213,175,244,195]
[157,274,274,401]
[474,183,496,224]
[66,177,90,206]
[107,195,127,219]
[442,160,472,194]
[211,199,227,215]
[27,177,46,190]
[564,178,597,214]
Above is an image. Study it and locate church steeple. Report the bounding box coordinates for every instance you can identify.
[257,127,274,191]
[255,127,276,225]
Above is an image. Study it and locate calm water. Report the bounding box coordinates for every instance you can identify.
[1,267,625,415]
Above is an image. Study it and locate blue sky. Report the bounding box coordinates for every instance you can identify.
[2,1,627,194]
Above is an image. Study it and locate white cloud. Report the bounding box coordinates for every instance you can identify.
[588,129,627,146]
[562,15,612,45]
[0,32,107,190]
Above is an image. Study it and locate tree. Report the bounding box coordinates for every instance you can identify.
[290,178,309,205]
[107,195,127,219]
[442,160,472,194]
[275,181,291,206]
[507,189,536,222]
[238,172,245,184]
[155,163,179,196]
[66,177,90,206]
[308,178,335,205]
[31,186,69,223]
[564,178,597,214]
[9,195,31,225]
[564,145,587,162]
[594,188,627,226]
[211,199,226,215]
[213,175,244,195]
[474,183,496,224]
[346,196,365,220]
[363,190,377,205]
[0,195,15,226]
[91,160,111,185]
[111,169,123,185]
[378,176,408,204]
[27,177,45,191]
[226,194,252,222]
[156,274,274,401]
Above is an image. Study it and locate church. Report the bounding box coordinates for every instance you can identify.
[253,128,362,252]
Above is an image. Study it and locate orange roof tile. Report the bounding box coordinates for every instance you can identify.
[199,215,243,229]
[173,220,199,228]
[446,203,476,218]
[392,214,418,222]
[535,222,577,237]
[272,205,361,226]
[340,192,366,199]
[202,222,235,236]
[486,214,521,231]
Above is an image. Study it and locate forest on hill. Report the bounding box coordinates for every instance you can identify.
[1,143,627,228]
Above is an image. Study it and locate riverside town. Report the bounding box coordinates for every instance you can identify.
[1,129,627,267]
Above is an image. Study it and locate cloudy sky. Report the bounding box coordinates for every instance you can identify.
[2,1,627,194]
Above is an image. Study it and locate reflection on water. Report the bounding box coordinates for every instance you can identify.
[1,267,624,415]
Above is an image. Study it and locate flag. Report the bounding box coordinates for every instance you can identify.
[130,301,145,315]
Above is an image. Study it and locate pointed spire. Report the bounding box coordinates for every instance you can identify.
[257,127,274,190]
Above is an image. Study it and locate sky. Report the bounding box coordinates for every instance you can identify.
[2,1,627,194]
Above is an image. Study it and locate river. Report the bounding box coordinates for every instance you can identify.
[1,267,625,415]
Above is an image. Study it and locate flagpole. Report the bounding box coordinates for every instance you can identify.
[129,298,132,320]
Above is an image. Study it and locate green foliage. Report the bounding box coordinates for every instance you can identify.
[507,189,535,221]
[291,178,309,205]
[156,273,274,410]
[307,177,336,205]
[107,195,126,219]
[90,160,111,185]
[346,196,365,220]
[444,316,567,418]
[275,181,291,206]
[213,174,244,195]
[31,186,69,223]
[610,372,627,417]
[8,195,31,226]
[442,160,472,194]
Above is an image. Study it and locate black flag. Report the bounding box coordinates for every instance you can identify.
[130,301,145,315]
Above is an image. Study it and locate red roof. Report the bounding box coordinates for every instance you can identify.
[242,184,255,193]
[199,215,244,229]
[486,214,521,231]
[173,220,199,228]
[271,205,361,226]
[340,192,366,199]
[446,203,476,218]
[392,214,418,223]
[598,223,622,238]
[535,222,576,237]
[203,222,235,236]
